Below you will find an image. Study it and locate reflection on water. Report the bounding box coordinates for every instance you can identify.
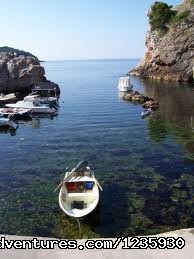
[0,124,18,136]
[28,114,58,129]
[1,60,194,238]
[142,79,194,125]
[138,79,194,154]
[0,113,59,132]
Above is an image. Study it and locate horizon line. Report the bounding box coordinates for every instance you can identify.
[40,58,140,62]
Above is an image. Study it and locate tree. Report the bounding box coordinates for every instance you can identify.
[149,1,176,31]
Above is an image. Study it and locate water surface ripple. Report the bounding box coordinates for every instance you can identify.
[1,60,194,238]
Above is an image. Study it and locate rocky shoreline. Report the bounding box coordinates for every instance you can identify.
[0,52,60,95]
[121,90,159,110]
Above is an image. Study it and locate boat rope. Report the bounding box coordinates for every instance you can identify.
[75,218,82,236]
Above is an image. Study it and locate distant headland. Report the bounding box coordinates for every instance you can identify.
[0,46,38,60]
[129,0,194,82]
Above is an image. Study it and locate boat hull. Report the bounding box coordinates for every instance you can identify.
[6,104,55,114]
[0,93,17,103]
[141,108,152,119]
[118,86,133,92]
[59,170,100,218]
[118,76,133,92]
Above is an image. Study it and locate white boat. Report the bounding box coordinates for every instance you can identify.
[141,108,152,119]
[118,76,133,92]
[58,161,102,218]
[0,108,31,119]
[0,93,17,103]
[40,96,58,106]
[31,85,59,97]
[28,93,58,107]
[6,95,57,114]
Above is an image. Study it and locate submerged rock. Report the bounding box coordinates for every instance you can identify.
[142,100,159,110]
[0,52,60,94]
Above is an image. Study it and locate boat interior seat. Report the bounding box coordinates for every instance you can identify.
[71,200,87,210]
[75,170,92,177]
[66,192,97,204]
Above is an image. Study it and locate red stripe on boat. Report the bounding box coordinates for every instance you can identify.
[66,182,76,191]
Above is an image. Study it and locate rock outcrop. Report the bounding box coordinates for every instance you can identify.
[121,90,159,110]
[129,0,194,82]
[0,52,60,94]
[0,46,38,60]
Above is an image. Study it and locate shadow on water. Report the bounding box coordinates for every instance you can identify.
[53,205,101,239]
[107,77,194,236]
[139,79,194,154]
[97,183,130,237]
[0,113,58,135]
[54,183,130,238]
[0,124,18,136]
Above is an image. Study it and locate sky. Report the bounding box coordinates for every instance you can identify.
[0,0,181,60]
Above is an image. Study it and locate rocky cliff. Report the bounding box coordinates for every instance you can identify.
[0,46,38,60]
[129,0,194,82]
[0,52,60,94]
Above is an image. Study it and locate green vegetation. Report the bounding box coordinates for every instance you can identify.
[149,1,176,31]
[149,1,192,30]
[171,10,191,23]
[0,46,38,60]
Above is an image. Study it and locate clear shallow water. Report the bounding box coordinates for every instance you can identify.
[1,59,194,238]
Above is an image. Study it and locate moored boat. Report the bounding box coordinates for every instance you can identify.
[0,107,31,119]
[141,108,152,119]
[58,161,102,218]
[118,76,133,92]
[31,85,59,97]
[0,93,17,103]
[6,95,57,114]
[28,93,58,107]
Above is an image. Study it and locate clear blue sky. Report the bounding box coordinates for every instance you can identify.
[0,0,181,60]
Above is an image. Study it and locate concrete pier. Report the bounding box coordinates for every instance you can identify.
[0,228,194,258]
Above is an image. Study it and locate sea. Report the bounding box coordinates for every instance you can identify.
[1,59,194,238]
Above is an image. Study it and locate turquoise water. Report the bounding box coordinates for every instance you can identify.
[1,59,194,238]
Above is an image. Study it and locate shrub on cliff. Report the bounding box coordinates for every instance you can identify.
[171,10,191,23]
[149,1,176,31]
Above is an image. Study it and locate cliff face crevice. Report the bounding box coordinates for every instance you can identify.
[129,0,194,82]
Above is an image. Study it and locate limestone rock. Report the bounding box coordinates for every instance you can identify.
[121,89,159,109]
[142,100,159,110]
[129,0,194,82]
[0,52,60,94]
